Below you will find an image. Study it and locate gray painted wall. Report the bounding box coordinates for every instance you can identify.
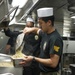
[0,32,9,53]
[63,40,75,53]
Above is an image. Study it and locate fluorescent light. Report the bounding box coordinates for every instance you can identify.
[12,0,28,8]
[71,16,75,18]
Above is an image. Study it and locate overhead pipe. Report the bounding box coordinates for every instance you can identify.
[0,6,19,23]
[10,6,19,21]
[19,0,42,22]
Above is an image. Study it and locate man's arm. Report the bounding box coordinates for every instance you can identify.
[34,54,59,68]
[23,27,41,35]
[4,27,21,37]
[20,54,59,68]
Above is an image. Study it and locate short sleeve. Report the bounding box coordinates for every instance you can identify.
[39,30,45,38]
[7,38,13,46]
[49,38,63,56]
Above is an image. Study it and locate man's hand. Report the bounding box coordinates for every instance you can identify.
[25,55,33,62]
[19,55,33,66]
[23,27,32,34]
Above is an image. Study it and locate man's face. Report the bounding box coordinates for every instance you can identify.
[38,19,50,33]
[26,22,34,27]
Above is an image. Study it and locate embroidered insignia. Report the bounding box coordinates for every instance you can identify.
[35,35,38,40]
[43,42,47,50]
[54,46,60,52]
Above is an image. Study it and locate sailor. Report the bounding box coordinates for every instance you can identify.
[4,17,41,75]
[23,7,63,75]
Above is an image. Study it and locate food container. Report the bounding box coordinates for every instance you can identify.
[0,53,31,67]
[12,58,23,67]
[12,58,32,67]
[0,54,22,75]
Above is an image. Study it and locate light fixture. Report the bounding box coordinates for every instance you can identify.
[12,0,28,8]
[71,16,75,18]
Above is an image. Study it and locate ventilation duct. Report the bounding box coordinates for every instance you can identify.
[67,0,75,5]
[67,0,75,12]
[68,4,75,12]
[19,0,42,22]
[8,0,12,5]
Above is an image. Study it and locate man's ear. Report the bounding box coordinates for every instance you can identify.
[47,20,51,26]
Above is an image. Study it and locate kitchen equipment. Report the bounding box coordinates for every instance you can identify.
[0,53,22,75]
[62,68,72,75]
[0,53,13,67]
[70,64,75,75]
[0,67,22,75]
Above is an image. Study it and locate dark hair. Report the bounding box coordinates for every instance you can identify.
[26,21,34,25]
[31,22,34,26]
[39,15,55,26]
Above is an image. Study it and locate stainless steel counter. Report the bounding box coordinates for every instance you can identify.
[0,53,23,75]
[0,67,22,75]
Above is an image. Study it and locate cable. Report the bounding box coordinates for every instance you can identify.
[10,6,19,21]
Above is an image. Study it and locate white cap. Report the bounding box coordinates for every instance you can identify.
[26,17,34,23]
[37,7,53,17]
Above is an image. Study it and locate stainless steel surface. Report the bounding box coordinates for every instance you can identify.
[0,53,11,62]
[0,54,22,74]
[0,73,14,75]
[20,0,75,37]
[0,53,22,75]
[1,0,75,36]
[0,67,22,75]
[0,0,9,21]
